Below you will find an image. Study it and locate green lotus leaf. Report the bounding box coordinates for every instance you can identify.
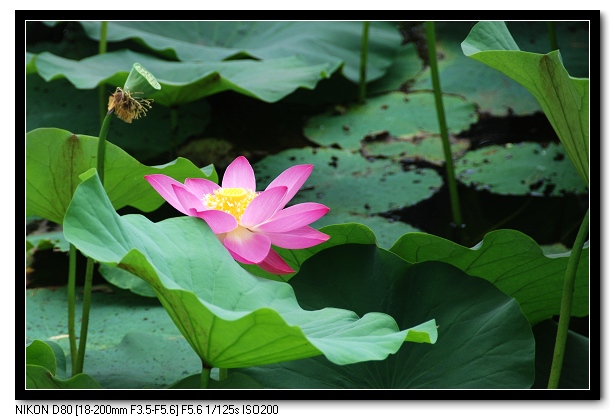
[237,254,535,389]
[74,21,402,83]
[26,340,102,389]
[26,127,216,225]
[29,49,332,106]
[63,172,437,369]
[461,21,589,185]
[26,340,58,375]
[389,229,589,325]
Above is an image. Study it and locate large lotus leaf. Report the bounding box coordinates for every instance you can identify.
[74,21,402,83]
[26,74,210,160]
[26,127,216,225]
[237,255,534,389]
[26,340,102,389]
[532,320,589,389]
[389,229,589,325]
[253,147,443,230]
[63,172,437,369]
[304,92,477,150]
[461,21,589,186]
[455,143,588,196]
[29,49,332,106]
[26,286,202,388]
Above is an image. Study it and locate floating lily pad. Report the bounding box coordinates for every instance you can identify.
[63,173,437,369]
[363,134,471,165]
[304,92,478,150]
[254,148,443,232]
[455,143,587,196]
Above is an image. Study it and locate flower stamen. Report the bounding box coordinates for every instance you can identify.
[203,187,258,222]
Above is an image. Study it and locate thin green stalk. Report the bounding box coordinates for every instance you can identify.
[548,210,589,389]
[547,22,559,52]
[98,22,109,124]
[75,258,94,374]
[358,21,371,104]
[201,362,212,389]
[425,21,463,227]
[72,110,113,374]
[97,113,113,186]
[67,244,78,376]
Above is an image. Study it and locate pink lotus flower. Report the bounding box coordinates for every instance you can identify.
[144,156,329,274]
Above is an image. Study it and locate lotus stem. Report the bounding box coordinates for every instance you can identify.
[98,21,108,124]
[67,244,78,376]
[72,111,113,374]
[548,209,589,388]
[75,258,94,374]
[425,21,463,228]
[359,21,370,104]
[201,362,212,389]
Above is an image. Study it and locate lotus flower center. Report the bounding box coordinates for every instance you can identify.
[203,187,258,222]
